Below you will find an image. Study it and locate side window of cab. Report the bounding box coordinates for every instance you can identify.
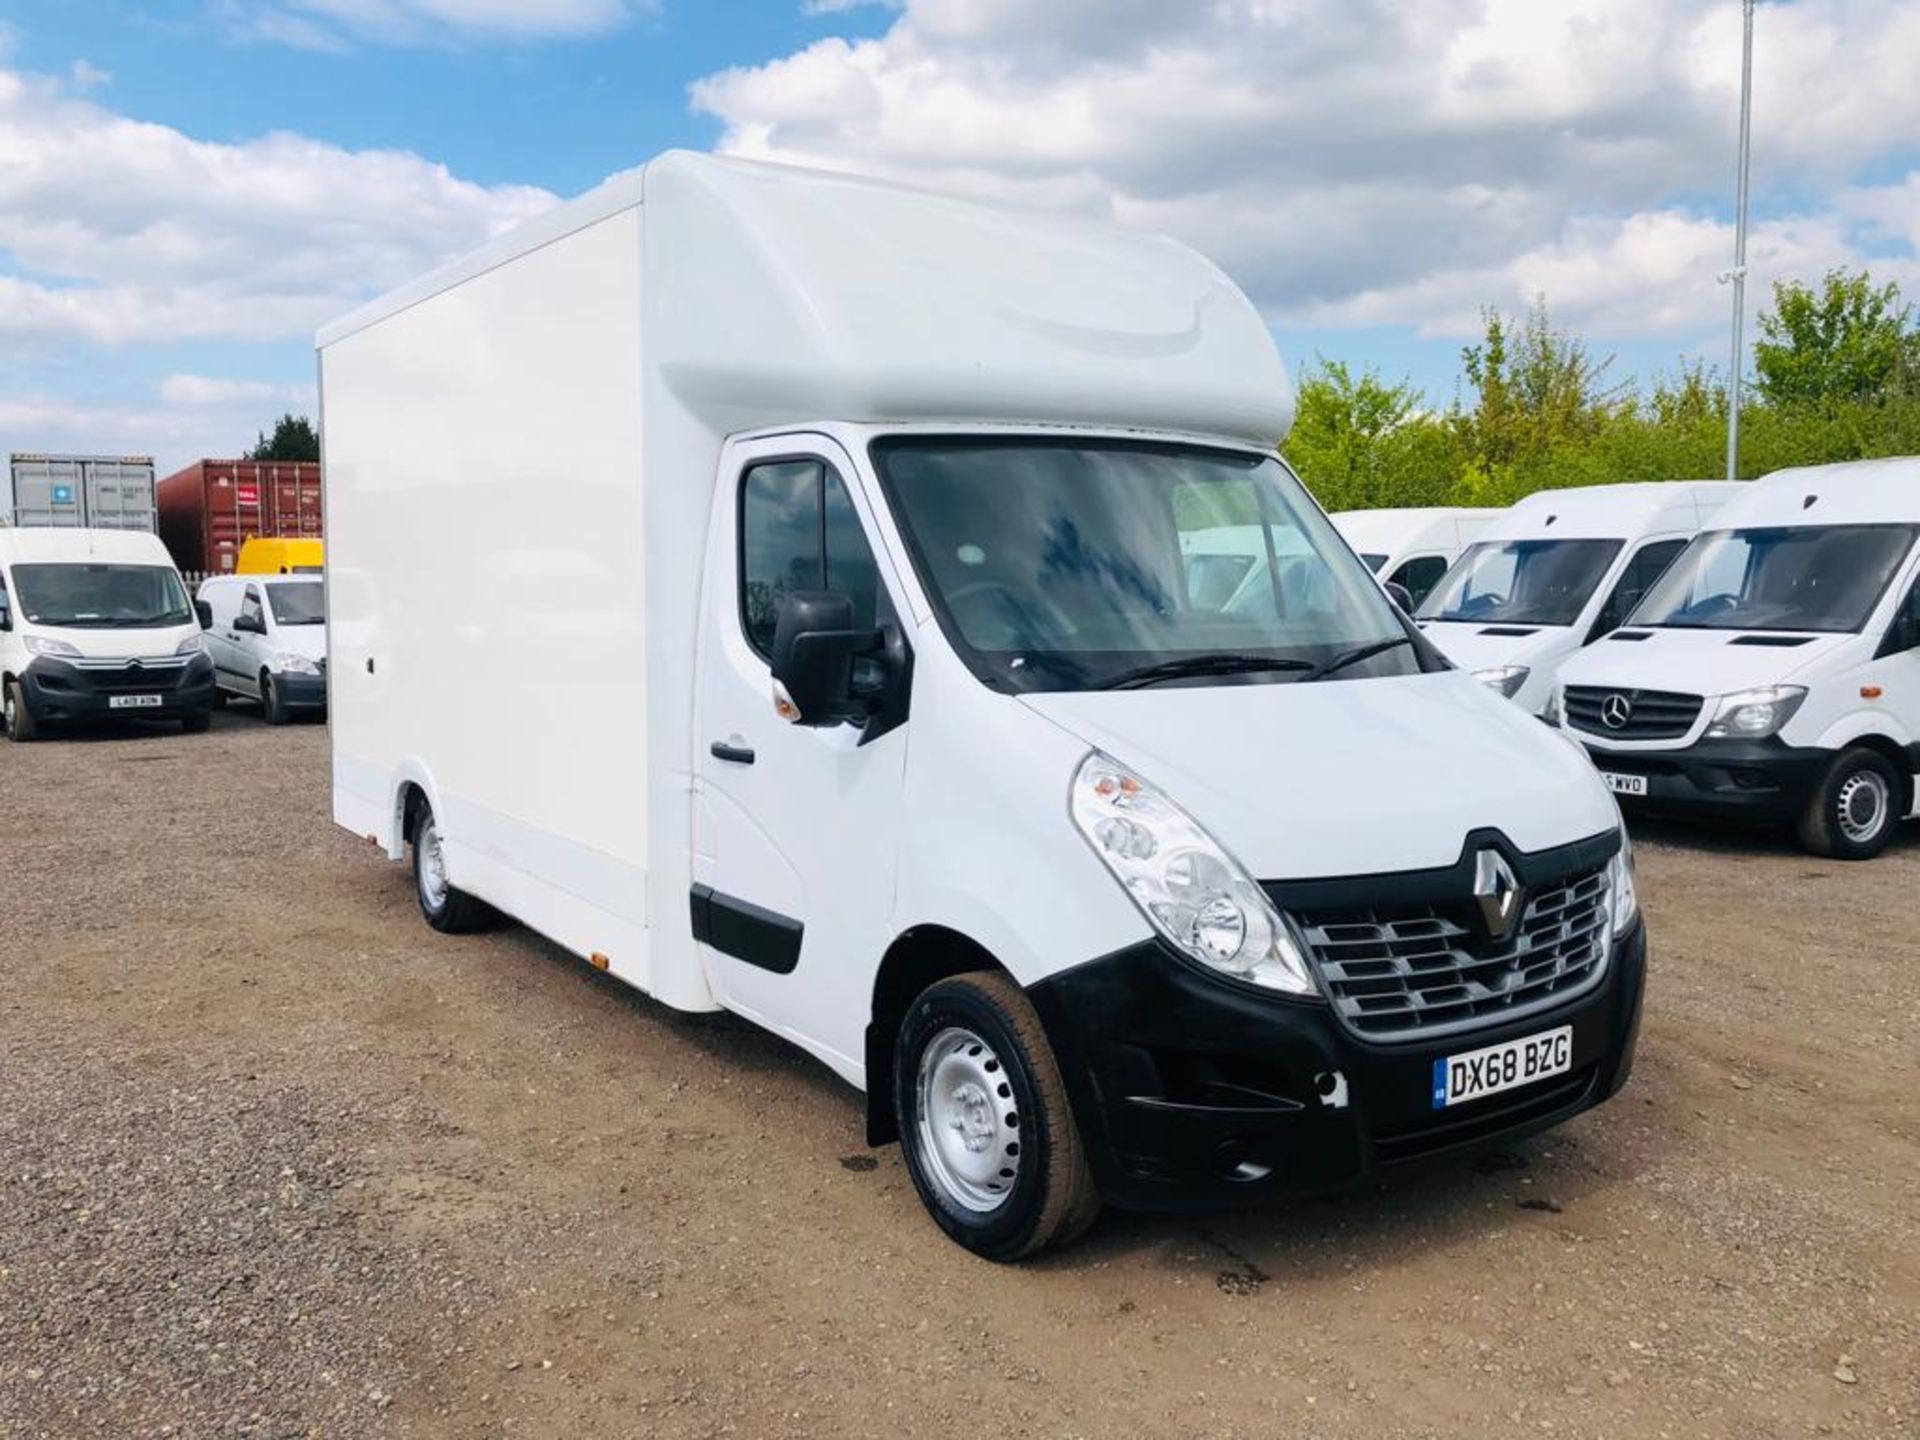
[240,586,266,633]
[739,458,884,661]
[1590,538,1688,642]
[1387,555,1449,610]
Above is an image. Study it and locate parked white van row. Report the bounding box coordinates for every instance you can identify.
[197,574,329,723]
[1414,482,1741,715]
[1555,458,1920,859]
[1331,507,1499,610]
[320,151,1645,1259]
[0,527,214,742]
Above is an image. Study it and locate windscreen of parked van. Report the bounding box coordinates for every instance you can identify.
[1417,539,1623,628]
[1629,524,1918,633]
[10,564,193,628]
[870,438,1416,693]
[266,581,326,626]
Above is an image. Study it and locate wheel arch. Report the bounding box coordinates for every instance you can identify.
[1834,732,1915,815]
[385,759,443,860]
[864,925,1011,1147]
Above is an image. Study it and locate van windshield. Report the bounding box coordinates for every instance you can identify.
[1418,539,1623,627]
[267,581,326,626]
[1630,524,1918,633]
[11,563,193,628]
[869,438,1418,693]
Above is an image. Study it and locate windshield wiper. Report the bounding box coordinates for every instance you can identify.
[1097,653,1314,691]
[1301,636,1413,683]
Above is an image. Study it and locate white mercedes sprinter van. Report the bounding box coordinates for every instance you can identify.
[1332,507,1500,609]
[319,152,1646,1259]
[1416,482,1742,715]
[197,574,329,723]
[1555,458,1920,859]
[0,526,214,741]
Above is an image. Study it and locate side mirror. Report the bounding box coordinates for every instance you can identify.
[196,599,214,630]
[769,590,877,726]
[1384,581,1414,615]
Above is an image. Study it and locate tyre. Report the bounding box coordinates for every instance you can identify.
[409,804,496,933]
[1798,746,1903,860]
[180,708,212,734]
[261,671,289,726]
[209,685,228,711]
[3,679,39,742]
[894,970,1099,1261]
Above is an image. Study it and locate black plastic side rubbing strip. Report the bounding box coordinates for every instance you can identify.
[688,883,803,974]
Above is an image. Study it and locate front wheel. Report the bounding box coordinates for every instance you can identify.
[410,805,496,933]
[894,971,1099,1261]
[1798,746,1904,860]
[261,672,290,726]
[3,679,39,742]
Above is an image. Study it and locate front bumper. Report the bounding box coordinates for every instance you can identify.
[1575,734,1827,823]
[272,670,329,708]
[20,653,215,725]
[1028,923,1644,1213]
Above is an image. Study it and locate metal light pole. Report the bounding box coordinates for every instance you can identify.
[1721,0,1756,481]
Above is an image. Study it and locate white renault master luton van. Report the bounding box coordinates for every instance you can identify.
[197,574,328,723]
[1555,458,1920,859]
[0,527,214,741]
[319,152,1646,1259]
[1417,481,1742,715]
[1333,507,1500,609]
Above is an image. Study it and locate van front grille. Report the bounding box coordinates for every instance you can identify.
[1292,867,1612,1042]
[1564,686,1702,740]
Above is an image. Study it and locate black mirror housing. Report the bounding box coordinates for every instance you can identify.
[235,612,265,635]
[770,590,877,726]
[196,599,214,630]
[1384,581,1414,615]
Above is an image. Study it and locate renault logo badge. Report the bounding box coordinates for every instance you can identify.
[1600,692,1633,729]
[1473,849,1523,941]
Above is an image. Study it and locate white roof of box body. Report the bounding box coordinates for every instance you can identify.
[1714,457,1920,527]
[1480,481,1745,541]
[319,150,1294,447]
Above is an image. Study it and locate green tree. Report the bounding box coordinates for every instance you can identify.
[247,414,321,462]
[1752,269,1920,408]
[1455,299,1624,476]
[1284,361,1456,510]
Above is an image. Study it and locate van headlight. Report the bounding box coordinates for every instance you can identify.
[274,652,321,676]
[1606,836,1639,938]
[175,634,206,656]
[1070,752,1317,996]
[1473,665,1530,699]
[1704,685,1806,739]
[23,635,82,659]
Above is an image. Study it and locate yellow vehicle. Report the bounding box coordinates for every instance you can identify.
[235,537,323,575]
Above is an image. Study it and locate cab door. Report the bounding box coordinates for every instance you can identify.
[691,434,913,1077]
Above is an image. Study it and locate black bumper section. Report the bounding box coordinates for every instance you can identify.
[1028,925,1644,1213]
[19,654,216,724]
[274,672,329,708]
[1576,735,1827,823]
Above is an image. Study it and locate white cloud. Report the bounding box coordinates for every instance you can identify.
[0,64,557,346]
[802,0,900,15]
[0,386,313,476]
[68,59,111,89]
[226,0,651,47]
[159,374,314,409]
[690,0,1920,346]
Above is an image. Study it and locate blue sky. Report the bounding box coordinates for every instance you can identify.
[2,0,1916,472]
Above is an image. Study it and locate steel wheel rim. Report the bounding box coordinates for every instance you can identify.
[417,816,449,910]
[915,1026,1023,1214]
[1837,770,1890,844]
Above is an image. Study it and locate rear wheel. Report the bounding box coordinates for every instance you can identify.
[1798,746,1903,860]
[260,671,290,726]
[410,804,496,933]
[894,971,1099,1261]
[3,679,38,742]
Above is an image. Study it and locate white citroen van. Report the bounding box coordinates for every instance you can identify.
[319,152,1646,1259]
[0,526,214,741]
[197,574,329,723]
[1416,481,1742,715]
[1332,507,1500,609]
[1554,458,1920,859]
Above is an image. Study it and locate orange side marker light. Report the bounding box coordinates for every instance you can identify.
[1861,686,1883,700]
[589,952,612,971]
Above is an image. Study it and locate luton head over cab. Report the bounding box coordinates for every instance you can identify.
[1555,457,1920,860]
[0,526,214,742]
[318,151,1646,1260]
[1417,481,1742,714]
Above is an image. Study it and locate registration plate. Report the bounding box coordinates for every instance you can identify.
[1432,1025,1572,1109]
[108,694,164,710]
[1602,772,1647,797]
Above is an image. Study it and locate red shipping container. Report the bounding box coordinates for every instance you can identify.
[156,460,324,575]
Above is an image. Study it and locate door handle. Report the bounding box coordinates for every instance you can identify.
[710,740,756,765]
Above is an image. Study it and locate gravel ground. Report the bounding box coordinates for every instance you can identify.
[2,712,1916,1439]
